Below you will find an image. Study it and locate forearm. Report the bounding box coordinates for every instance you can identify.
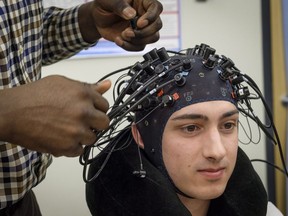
[0,88,21,142]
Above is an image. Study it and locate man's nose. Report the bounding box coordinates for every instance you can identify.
[202,128,226,162]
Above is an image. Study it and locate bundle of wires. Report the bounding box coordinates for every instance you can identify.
[79,43,288,183]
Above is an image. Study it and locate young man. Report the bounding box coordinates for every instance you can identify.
[85,44,284,216]
[0,0,163,215]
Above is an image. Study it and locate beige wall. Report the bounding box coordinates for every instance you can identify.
[34,0,265,215]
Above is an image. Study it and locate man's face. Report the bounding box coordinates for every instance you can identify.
[162,100,239,200]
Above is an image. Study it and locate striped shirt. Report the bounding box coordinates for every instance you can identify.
[0,0,94,209]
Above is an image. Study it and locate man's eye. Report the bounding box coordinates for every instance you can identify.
[183,125,199,132]
[223,122,236,130]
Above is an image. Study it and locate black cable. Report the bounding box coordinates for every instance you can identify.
[97,65,133,82]
[81,127,132,183]
[108,60,184,120]
[241,74,288,176]
[251,159,288,177]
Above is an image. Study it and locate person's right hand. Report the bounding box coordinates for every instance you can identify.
[78,0,163,51]
[0,75,111,157]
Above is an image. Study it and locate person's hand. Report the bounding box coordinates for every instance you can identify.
[0,75,111,157]
[79,0,163,51]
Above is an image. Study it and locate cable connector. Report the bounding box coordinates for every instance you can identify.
[130,16,139,30]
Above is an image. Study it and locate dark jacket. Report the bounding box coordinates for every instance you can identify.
[86,129,267,216]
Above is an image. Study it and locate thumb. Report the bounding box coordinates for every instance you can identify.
[110,1,136,20]
[121,5,137,20]
[94,80,111,94]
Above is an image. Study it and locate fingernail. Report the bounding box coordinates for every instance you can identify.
[125,30,135,38]
[123,7,136,19]
[98,79,110,85]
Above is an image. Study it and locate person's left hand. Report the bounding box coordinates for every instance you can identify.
[79,0,163,51]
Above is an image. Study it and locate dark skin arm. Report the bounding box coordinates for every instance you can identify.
[78,0,163,51]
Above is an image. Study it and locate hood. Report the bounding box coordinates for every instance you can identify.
[86,129,267,216]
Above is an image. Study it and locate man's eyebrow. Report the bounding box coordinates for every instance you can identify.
[171,109,239,121]
[221,109,239,119]
[171,114,208,121]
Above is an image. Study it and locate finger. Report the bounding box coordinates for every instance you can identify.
[136,1,163,29]
[115,18,161,51]
[90,81,110,112]
[94,79,111,94]
[51,144,84,158]
[104,0,136,20]
[88,108,110,130]
[132,18,162,38]
[132,31,160,45]
[116,32,160,51]
[81,128,98,146]
[116,39,146,51]
[91,93,110,113]
[119,28,135,41]
[66,145,84,157]
[121,5,137,20]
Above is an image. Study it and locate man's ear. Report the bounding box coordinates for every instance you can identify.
[131,123,145,149]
